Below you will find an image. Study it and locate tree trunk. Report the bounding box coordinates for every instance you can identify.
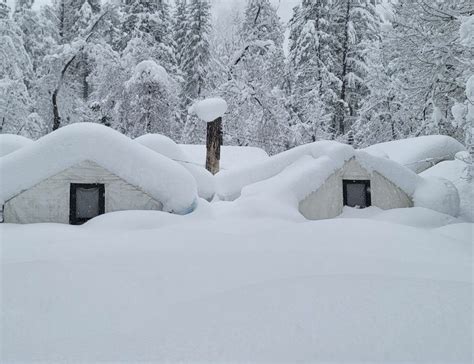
[206,117,222,175]
[52,89,61,131]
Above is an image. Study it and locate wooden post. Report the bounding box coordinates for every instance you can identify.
[206,117,222,175]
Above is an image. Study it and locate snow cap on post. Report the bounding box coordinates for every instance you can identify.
[189,97,228,122]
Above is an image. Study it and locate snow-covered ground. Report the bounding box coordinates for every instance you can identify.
[1,203,472,362]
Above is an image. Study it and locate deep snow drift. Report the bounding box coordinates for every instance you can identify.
[1,205,471,362]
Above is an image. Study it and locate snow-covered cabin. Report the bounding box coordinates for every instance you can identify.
[217,141,460,220]
[0,134,33,157]
[0,124,198,224]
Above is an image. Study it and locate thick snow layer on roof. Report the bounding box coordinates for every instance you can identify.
[189,97,228,122]
[217,141,353,200]
[179,144,269,171]
[0,134,33,157]
[135,134,187,161]
[421,159,473,222]
[0,123,198,214]
[363,135,466,173]
[136,134,215,200]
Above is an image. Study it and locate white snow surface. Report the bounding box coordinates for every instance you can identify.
[136,134,215,200]
[421,159,474,222]
[0,123,198,214]
[0,134,32,157]
[179,143,269,171]
[363,135,466,173]
[189,97,228,122]
[1,204,472,362]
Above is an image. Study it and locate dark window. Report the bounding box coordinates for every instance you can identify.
[70,183,105,225]
[343,180,371,208]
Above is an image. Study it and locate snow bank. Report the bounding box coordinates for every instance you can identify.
[413,177,460,217]
[0,134,33,157]
[0,123,198,214]
[189,97,228,122]
[136,134,215,200]
[363,135,466,173]
[179,144,269,171]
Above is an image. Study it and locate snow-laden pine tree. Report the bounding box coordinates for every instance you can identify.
[181,0,212,143]
[382,0,473,144]
[287,0,339,144]
[0,2,46,137]
[118,60,174,137]
[121,0,176,73]
[220,0,290,153]
[329,0,380,140]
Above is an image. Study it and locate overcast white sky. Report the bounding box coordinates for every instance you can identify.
[6,0,299,23]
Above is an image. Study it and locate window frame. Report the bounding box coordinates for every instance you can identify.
[69,183,105,225]
[342,179,372,208]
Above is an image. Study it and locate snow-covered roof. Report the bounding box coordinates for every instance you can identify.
[135,134,187,161]
[0,134,33,157]
[363,135,466,173]
[135,134,215,200]
[179,144,269,171]
[0,123,198,214]
[216,140,460,217]
[217,141,420,201]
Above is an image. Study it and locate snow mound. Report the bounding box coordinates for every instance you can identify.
[363,135,466,173]
[413,177,460,217]
[189,97,228,122]
[136,134,215,200]
[179,144,269,171]
[0,123,198,214]
[372,207,460,229]
[421,159,473,222]
[0,134,33,157]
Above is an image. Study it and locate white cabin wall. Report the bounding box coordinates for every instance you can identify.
[4,160,162,224]
[299,159,413,220]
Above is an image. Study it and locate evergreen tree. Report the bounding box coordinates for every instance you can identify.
[181,0,212,143]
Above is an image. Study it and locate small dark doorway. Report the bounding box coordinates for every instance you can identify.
[69,183,105,225]
[343,180,371,208]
